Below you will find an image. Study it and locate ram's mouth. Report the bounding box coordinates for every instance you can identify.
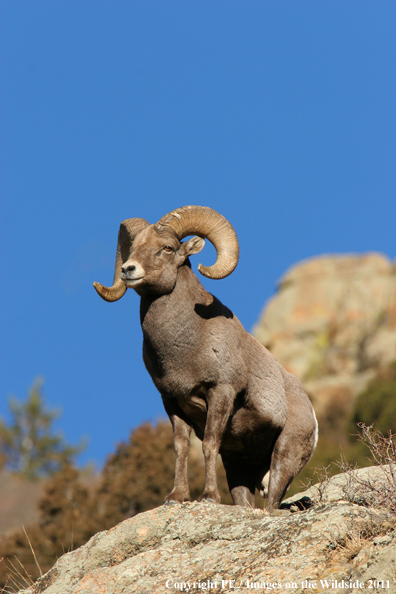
[121,271,142,281]
[124,277,144,286]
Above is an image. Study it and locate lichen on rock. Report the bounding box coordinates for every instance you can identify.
[18,467,396,594]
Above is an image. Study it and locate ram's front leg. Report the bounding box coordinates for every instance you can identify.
[162,396,192,504]
[199,384,234,503]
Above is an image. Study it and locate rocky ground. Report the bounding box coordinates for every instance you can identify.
[18,466,396,594]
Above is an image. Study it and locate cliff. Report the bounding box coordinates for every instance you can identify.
[253,253,396,415]
[18,466,396,594]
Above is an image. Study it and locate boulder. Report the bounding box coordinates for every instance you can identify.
[18,467,396,594]
[253,253,396,414]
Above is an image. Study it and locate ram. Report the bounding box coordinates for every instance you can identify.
[94,205,318,511]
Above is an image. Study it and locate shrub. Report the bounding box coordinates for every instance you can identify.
[350,363,396,437]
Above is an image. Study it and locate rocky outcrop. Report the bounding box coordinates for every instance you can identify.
[253,253,396,415]
[19,467,396,594]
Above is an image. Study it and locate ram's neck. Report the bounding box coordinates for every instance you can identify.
[140,265,210,337]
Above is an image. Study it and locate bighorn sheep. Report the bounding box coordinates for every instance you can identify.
[94,206,318,511]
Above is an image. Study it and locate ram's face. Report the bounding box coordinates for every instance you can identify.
[121,225,184,295]
[93,206,238,303]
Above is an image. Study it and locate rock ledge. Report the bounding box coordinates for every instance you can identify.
[20,467,396,594]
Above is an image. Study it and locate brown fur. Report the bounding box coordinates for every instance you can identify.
[107,224,318,510]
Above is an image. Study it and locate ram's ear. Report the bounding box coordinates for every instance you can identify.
[179,236,205,258]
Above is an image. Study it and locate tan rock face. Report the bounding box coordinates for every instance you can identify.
[253,253,396,413]
[18,467,396,594]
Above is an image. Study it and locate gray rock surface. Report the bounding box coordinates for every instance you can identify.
[19,467,396,594]
[283,465,392,507]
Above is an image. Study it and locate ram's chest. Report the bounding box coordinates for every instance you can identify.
[142,330,203,390]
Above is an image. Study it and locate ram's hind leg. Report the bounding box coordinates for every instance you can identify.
[265,370,318,512]
[266,421,317,512]
[266,454,298,512]
[221,456,255,508]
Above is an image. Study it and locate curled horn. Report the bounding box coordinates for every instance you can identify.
[93,218,149,302]
[155,206,239,279]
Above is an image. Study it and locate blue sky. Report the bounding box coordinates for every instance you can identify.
[2,2,396,468]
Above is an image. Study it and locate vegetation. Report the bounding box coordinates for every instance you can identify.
[339,422,396,513]
[0,464,98,591]
[349,362,396,436]
[0,379,85,480]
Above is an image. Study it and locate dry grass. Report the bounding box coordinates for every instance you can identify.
[335,530,365,562]
[0,555,33,593]
[299,463,334,502]
[325,511,395,564]
[0,527,42,594]
[337,423,396,513]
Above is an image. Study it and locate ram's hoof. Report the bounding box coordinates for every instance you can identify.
[164,500,181,506]
[200,498,219,504]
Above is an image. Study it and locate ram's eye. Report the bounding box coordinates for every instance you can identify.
[163,246,173,253]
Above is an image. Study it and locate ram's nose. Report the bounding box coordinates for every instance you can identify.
[121,264,136,274]
[121,262,145,283]
[121,264,135,281]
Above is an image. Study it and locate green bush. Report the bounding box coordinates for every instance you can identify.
[0,379,85,480]
[349,363,396,437]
